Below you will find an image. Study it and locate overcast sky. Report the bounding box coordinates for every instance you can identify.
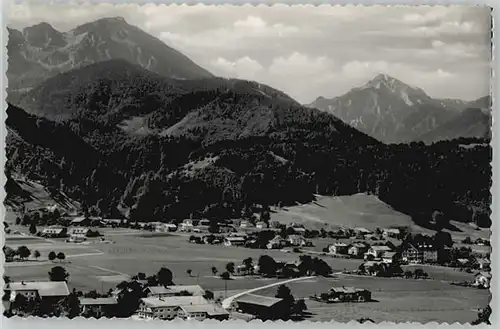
[8,1,492,103]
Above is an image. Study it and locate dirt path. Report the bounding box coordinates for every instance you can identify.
[221,275,316,309]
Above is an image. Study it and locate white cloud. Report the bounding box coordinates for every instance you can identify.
[209,56,264,80]
[7,2,491,102]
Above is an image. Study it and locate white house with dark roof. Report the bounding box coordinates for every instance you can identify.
[79,297,118,316]
[137,296,209,320]
[328,242,349,255]
[224,236,246,246]
[6,281,69,302]
[365,245,392,259]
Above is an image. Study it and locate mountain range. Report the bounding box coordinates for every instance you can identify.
[308,74,491,144]
[5,17,492,229]
[7,17,212,97]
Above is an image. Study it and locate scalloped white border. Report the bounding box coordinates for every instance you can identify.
[0,1,497,328]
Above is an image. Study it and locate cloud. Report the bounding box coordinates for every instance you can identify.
[8,2,491,102]
[209,56,264,80]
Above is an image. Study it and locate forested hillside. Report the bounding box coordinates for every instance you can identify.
[6,61,492,230]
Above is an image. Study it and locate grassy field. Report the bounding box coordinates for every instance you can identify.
[4,227,489,323]
[271,193,490,244]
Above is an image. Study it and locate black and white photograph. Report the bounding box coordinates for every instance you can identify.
[2,2,493,325]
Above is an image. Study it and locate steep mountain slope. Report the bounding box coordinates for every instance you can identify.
[17,59,304,146]
[417,108,492,144]
[308,74,464,143]
[7,17,213,95]
[7,63,491,229]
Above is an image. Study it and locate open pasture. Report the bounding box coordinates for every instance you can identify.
[256,275,490,323]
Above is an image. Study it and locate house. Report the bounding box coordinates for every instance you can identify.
[178,303,229,320]
[68,227,90,237]
[71,216,91,227]
[180,219,195,232]
[255,221,268,229]
[41,226,67,238]
[474,271,491,289]
[382,251,398,264]
[348,243,369,257]
[5,281,69,303]
[365,245,392,259]
[79,297,118,317]
[401,243,438,264]
[354,227,373,235]
[137,296,210,320]
[267,236,286,249]
[287,234,306,246]
[476,258,491,271]
[230,293,288,320]
[224,236,246,247]
[289,223,306,235]
[145,285,205,298]
[239,220,255,229]
[328,242,349,255]
[382,228,401,238]
[154,223,177,232]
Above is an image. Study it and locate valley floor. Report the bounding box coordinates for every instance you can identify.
[5,223,490,323]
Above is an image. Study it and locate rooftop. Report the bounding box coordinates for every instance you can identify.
[146,285,205,296]
[6,281,70,297]
[79,297,118,305]
[370,245,392,251]
[180,303,229,316]
[330,286,368,294]
[141,296,208,308]
[234,293,283,307]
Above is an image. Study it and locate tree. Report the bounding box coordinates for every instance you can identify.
[48,266,69,282]
[226,262,235,274]
[472,305,492,325]
[243,257,253,275]
[220,271,231,280]
[157,267,173,286]
[48,251,57,262]
[186,269,192,277]
[404,270,413,279]
[292,299,307,316]
[17,246,31,260]
[211,266,218,276]
[203,290,214,300]
[3,246,16,261]
[414,268,425,279]
[3,275,11,284]
[34,250,41,260]
[57,252,66,262]
[258,255,278,277]
[15,217,21,225]
[66,291,81,318]
[29,222,37,235]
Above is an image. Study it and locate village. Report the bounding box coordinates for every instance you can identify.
[3,201,492,323]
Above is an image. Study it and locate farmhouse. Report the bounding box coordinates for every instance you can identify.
[5,281,69,303]
[255,221,268,229]
[137,296,210,320]
[474,271,491,289]
[382,228,401,238]
[180,219,195,232]
[287,234,306,246]
[79,297,118,317]
[476,258,491,271]
[239,220,255,228]
[354,227,373,235]
[365,245,392,259]
[224,236,246,247]
[348,243,369,257]
[230,293,287,320]
[68,227,89,237]
[267,236,286,249]
[330,286,372,302]
[401,243,438,264]
[178,303,229,320]
[154,223,177,232]
[382,251,398,264]
[41,226,67,238]
[328,242,349,255]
